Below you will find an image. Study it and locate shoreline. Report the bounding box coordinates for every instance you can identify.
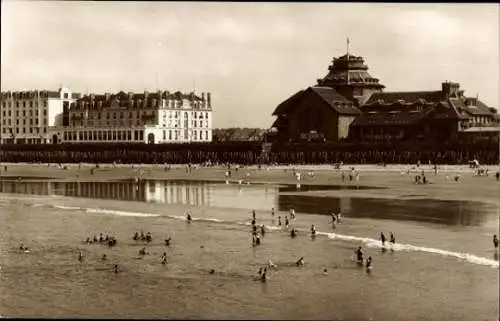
[1,162,499,205]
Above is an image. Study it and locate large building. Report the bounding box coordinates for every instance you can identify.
[50,90,213,144]
[271,48,499,143]
[0,87,79,144]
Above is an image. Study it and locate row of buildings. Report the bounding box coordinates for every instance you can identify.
[271,51,499,143]
[0,88,214,144]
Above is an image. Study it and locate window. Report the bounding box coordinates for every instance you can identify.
[169,130,172,140]
[199,120,202,127]
[43,110,47,116]
[23,102,26,108]
[139,131,143,141]
[64,93,68,99]
[29,110,33,116]
[194,131,197,140]
[79,132,83,140]
[29,101,33,108]
[205,131,208,140]
[163,130,166,140]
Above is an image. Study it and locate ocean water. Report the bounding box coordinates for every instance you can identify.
[0,179,498,320]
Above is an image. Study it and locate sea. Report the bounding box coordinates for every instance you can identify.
[0,178,498,320]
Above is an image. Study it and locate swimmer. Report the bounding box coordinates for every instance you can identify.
[366,256,373,273]
[296,257,305,267]
[380,232,386,246]
[260,268,267,283]
[310,224,317,236]
[494,235,499,249]
[355,246,364,263]
[267,259,278,270]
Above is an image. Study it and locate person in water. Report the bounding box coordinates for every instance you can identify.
[366,256,373,273]
[380,232,386,246]
[140,230,145,239]
[390,232,396,244]
[186,212,192,223]
[93,235,98,243]
[356,246,364,263]
[252,210,256,220]
[494,234,499,249]
[133,232,139,241]
[260,225,266,236]
[271,208,275,216]
[260,268,267,283]
[310,224,317,236]
[278,216,282,226]
[284,216,289,228]
[99,233,104,243]
[255,235,261,246]
[290,228,297,238]
[296,257,305,267]
[165,237,172,246]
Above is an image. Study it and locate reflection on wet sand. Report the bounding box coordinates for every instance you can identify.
[0,179,496,227]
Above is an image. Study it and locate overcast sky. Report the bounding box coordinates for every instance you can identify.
[1,1,498,128]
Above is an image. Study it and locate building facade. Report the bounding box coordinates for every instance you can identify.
[0,87,79,144]
[271,49,498,143]
[50,90,213,144]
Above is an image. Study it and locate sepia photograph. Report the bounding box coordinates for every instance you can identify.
[0,1,499,320]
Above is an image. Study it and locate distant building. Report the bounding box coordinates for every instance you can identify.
[349,81,499,142]
[51,90,213,144]
[0,87,79,144]
[271,47,498,143]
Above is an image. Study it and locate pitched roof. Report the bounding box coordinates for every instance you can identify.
[365,91,443,105]
[310,87,361,115]
[272,90,305,115]
[461,98,496,116]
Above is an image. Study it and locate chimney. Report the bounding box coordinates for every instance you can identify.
[201,92,205,101]
[207,92,211,108]
[128,92,134,100]
[441,81,460,99]
[105,92,111,101]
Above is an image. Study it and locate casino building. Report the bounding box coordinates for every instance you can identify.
[0,87,80,144]
[271,46,499,143]
[50,90,213,144]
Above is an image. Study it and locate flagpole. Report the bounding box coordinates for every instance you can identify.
[346,37,350,85]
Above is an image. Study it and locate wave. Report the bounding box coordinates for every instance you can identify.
[316,231,499,269]
[49,204,498,269]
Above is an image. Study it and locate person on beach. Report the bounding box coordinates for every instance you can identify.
[336,212,342,223]
[380,232,386,246]
[160,252,167,265]
[494,235,498,249]
[251,217,256,226]
[93,235,98,243]
[139,247,148,256]
[252,224,258,235]
[290,208,296,219]
[78,251,84,262]
[99,233,104,243]
[278,216,282,226]
[284,216,289,228]
[260,225,266,236]
[133,232,139,241]
[101,254,107,261]
[165,237,172,246]
[252,210,256,220]
[260,268,267,283]
[19,243,29,251]
[271,208,275,216]
[296,257,305,267]
[114,264,120,274]
[140,230,145,240]
[267,260,278,270]
[290,228,297,238]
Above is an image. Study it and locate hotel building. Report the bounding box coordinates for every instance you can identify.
[0,87,79,144]
[51,90,213,144]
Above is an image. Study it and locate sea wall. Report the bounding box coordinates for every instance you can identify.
[0,141,497,165]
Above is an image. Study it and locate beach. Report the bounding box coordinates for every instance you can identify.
[0,163,498,320]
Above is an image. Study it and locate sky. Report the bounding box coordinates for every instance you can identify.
[1,1,499,128]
